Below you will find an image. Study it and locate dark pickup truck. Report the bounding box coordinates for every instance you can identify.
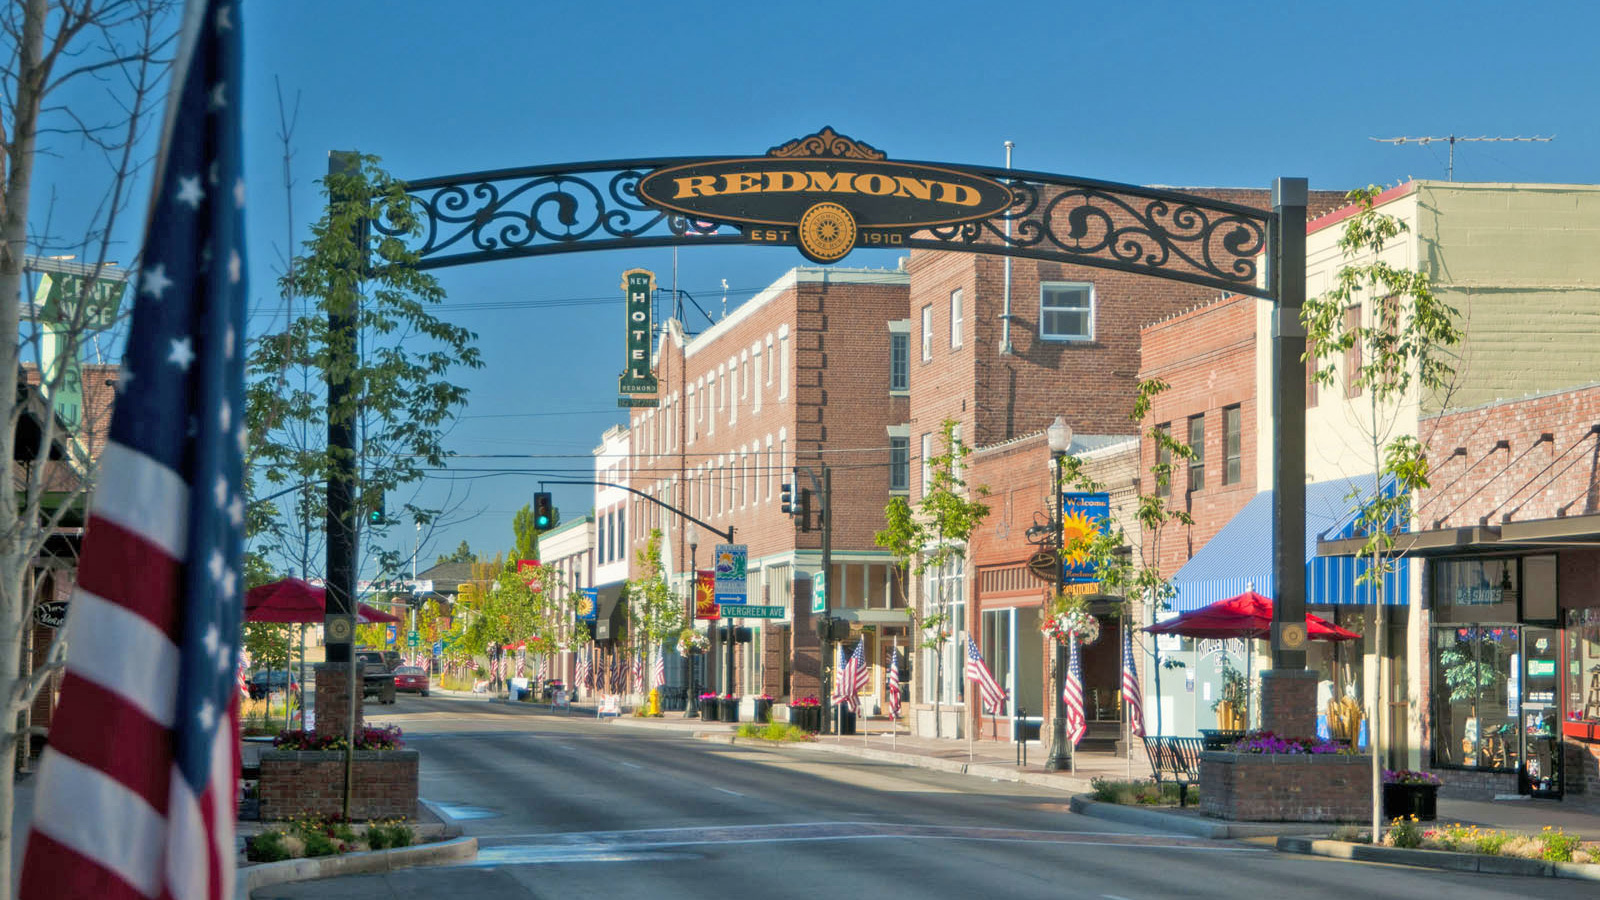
[355,650,400,704]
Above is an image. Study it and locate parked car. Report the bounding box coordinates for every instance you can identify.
[247,671,299,701]
[393,665,430,696]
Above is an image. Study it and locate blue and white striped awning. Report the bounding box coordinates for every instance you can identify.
[1170,474,1412,612]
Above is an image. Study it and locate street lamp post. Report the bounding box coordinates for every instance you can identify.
[1045,416,1073,772]
[686,524,699,717]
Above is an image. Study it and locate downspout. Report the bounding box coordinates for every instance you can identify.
[999,140,1016,357]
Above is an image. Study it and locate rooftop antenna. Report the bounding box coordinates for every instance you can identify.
[1369,134,1553,181]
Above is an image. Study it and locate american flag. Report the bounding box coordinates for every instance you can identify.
[964,638,1006,715]
[1122,626,1145,738]
[236,664,248,699]
[651,652,665,690]
[21,4,247,897]
[575,651,591,692]
[515,648,526,679]
[630,654,643,693]
[885,648,902,720]
[833,640,868,712]
[538,654,549,681]
[609,654,622,693]
[1063,635,1087,746]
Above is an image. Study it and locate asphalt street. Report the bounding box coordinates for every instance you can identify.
[255,695,1587,899]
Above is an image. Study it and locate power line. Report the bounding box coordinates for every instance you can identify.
[1369,134,1553,181]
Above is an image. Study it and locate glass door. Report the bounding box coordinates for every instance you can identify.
[1521,627,1563,797]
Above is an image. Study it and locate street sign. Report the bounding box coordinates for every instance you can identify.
[736,605,785,619]
[386,624,397,645]
[407,630,420,648]
[433,640,443,656]
[713,543,748,605]
[811,569,827,614]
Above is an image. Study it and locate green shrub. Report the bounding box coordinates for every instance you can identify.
[1330,825,1366,843]
[735,722,812,742]
[1474,830,1512,855]
[1089,778,1173,806]
[364,820,414,850]
[301,830,338,857]
[246,831,291,863]
[1539,827,1582,863]
[1387,816,1423,849]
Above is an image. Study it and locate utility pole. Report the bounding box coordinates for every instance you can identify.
[1369,134,1552,181]
[819,466,833,734]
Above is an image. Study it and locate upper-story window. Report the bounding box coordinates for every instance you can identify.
[779,326,791,400]
[1223,405,1242,485]
[950,289,964,349]
[921,305,933,362]
[889,320,910,393]
[889,435,909,492]
[1041,282,1094,342]
[1187,414,1205,492]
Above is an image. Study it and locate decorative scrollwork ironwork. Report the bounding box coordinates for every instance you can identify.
[390,158,1274,298]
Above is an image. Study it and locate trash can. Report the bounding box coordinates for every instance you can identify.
[837,707,856,735]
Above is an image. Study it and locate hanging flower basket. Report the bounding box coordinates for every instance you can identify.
[1041,607,1099,646]
[678,629,709,656]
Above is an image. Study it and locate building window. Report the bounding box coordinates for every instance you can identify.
[1041,282,1093,342]
[920,432,933,496]
[779,330,790,400]
[766,335,774,386]
[890,332,909,392]
[597,514,608,564]
[889,436,909,491]
[950,289,963,349]
[1223,405,1242,486]
[1155,423,1171,498]
[1187,414,1205,492]
[1345,304,1362,398]
[752,344,763,413]
[922,556,966,709]
[921,305,933,361]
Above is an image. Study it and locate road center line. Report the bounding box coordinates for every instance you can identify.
[714,787,744,797]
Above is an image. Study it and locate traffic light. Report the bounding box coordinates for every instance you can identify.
[368,494,384,526]
[797,488,812,533]
[533,492,556,530]
[780,482,795,514]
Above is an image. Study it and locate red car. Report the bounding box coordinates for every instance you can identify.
[392,665,430,697]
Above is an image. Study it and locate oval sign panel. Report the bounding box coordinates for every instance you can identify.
[637,127,1014,264]
[34,599,69,629]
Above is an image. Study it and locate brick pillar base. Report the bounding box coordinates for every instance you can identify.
[315,662,362,738]
[1259,669,1317,737]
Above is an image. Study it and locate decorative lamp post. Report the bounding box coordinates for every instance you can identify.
[685,523,699,717]
[1045,415,1073,772]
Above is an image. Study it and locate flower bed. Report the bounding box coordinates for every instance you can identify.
[259,725,417,821]
[1335,820,1597,864]
[244,814,415,863]
[273,724,404,752]
[1200,732,1369,822]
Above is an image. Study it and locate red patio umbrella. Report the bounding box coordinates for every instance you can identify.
[244,577,403,624]
[1144,590,1359,641]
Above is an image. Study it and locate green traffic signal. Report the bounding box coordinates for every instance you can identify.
[533,491,556,530]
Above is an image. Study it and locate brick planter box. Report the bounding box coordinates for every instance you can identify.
[1199,751,1371,822]
[258,749,419,821]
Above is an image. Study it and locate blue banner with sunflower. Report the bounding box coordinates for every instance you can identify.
[576,588,598,621]
[1060,492,1111,584]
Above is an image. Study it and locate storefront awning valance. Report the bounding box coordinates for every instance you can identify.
[1317,511,1600,561]
[1171,474,1411,611]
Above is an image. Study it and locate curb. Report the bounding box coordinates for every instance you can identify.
[1068,796,1232,838]
[1276,836,1600,881]
[238,835,477,895]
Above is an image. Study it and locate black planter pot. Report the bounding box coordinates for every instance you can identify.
[793,705,821,733]
[701,701,719,721]
[753,699,773,724]
[1382,783,1438,821]
[837,707,857,736]
[720,698,740,723]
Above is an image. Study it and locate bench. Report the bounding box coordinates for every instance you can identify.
[1140,735,1205,807]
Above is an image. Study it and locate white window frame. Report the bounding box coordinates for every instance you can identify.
[888,319,910,395]
[921,304,933,361]
[950,289,963,349]
[779,325,791,400]
[1040,282,1095,342]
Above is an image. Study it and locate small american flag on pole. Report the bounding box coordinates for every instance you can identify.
[833,640,867,712]
[964,637,1006,715]
[1122,626,1145,738]
[21,3,248,896]
[575,652,591,692]
[651,653,665,690]
[1063,635,1087,746]
[885,648,902,720]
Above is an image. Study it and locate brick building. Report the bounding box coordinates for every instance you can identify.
[625,266,912,712]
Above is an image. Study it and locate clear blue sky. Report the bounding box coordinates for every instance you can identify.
[225,0,1596,571]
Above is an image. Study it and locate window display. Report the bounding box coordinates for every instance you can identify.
[1431,625,1519,771]
[1568,608,1600,728]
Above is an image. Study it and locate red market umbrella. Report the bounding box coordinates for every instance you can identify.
[1145,590,1359,642]
[244,577,403,624]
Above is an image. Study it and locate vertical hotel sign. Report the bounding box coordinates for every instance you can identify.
[619,268,660,407]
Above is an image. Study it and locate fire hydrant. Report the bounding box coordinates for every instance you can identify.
[647,688,660,716]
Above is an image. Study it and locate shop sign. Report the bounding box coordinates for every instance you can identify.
[635,127,1013,265]
[619,268,658,396]
[1026,550,1059,583]
[37,272,127,331]
[713,543,747,605]
[1455,585,1502,606]
[34,600,69,629]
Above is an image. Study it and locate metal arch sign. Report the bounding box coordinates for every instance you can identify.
[636,128,1013,264]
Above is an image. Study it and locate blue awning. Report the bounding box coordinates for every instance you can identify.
[1170,474,1412,611]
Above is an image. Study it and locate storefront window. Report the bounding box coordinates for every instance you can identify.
[1569,608,1600,726]
[1431,625,1519,771]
